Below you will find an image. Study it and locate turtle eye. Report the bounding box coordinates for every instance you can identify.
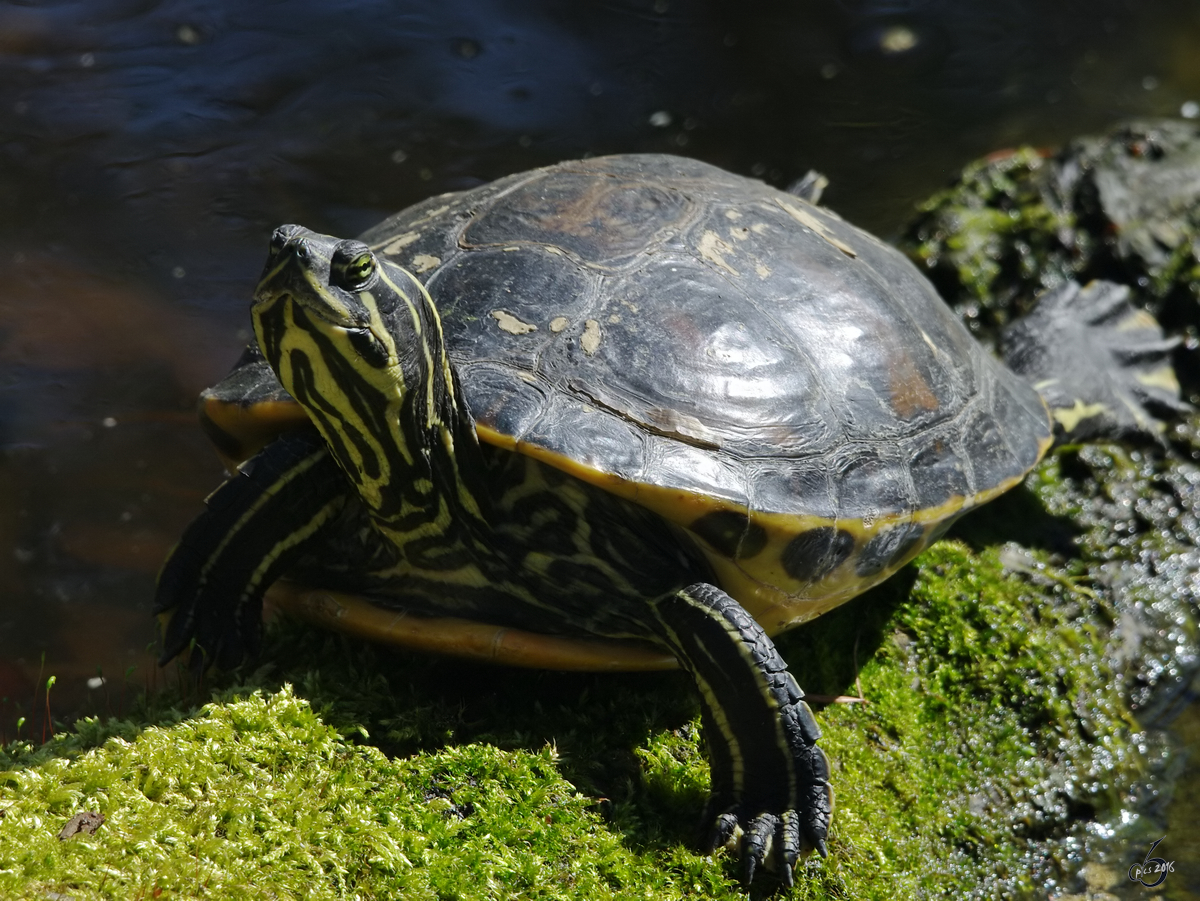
[331,240,378,291]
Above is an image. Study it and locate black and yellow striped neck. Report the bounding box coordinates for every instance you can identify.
[251,226,491,561]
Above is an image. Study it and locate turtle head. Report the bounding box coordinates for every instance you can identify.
[250,224,479,527]
[253,224,411,372]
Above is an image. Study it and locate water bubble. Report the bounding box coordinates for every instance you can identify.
[879,25,918,54]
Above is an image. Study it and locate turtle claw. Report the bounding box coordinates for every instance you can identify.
[709,805,818,887]
[776,810,802,887]
[742,812,775,884]
[702,749,833,886]
[706,812,739,852]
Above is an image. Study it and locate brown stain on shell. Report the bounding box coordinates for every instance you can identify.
[885,345,940,419]
[463,171,695,264]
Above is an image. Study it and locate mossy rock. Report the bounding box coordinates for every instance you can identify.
[900,118,1200,370]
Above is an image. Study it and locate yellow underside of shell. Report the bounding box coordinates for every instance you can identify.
[477,424,1053,640]
[222,402,1053,671]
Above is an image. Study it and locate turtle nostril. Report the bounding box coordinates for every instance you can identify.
[270,224,305,251]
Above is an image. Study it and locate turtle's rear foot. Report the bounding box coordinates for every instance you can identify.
[1002,280,1188,443]
[649,583,833,885]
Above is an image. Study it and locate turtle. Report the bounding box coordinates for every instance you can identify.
[155,153,1183,885]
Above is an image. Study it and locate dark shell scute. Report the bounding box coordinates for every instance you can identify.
[906,429,973,509]
[427,247,600,372]
[833,446,917,522]
[457,362,549,440]
[747,463,837,523]
[518,389,649,478]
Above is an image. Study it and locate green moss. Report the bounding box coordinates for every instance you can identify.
[902,148,1081,331]
[1,687,714,900]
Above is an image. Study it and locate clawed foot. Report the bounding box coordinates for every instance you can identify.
[1002,280,1188,442]
[705,773,833,886]
[649,584,836,886]
[701,696,834,886]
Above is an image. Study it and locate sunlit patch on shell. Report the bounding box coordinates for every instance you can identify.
[491,310,539,335]
[773,198,857,258]
[698,230,739,275]
[410,254,441,273]
[375,231,421,255]
[581,319,602,354]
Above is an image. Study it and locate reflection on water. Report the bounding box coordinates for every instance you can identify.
[1,0,1198,883]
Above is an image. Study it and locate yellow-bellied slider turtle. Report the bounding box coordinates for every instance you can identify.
[156,154,1182,884]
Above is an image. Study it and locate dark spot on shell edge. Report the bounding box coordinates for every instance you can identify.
[855,523,926,578]
[690,509,768,559]
[781,526,855,583]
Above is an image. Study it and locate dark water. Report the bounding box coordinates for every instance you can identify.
[1,0,1198,888]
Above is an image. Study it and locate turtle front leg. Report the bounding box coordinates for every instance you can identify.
[155,430,347,671]
[650,583,833,885]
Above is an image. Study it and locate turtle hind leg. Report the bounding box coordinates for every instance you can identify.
[155,430,347,672]
[1001,279,1189,444]
[649,583,833,885]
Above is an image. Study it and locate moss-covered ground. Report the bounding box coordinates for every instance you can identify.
[3,418,1196,899]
